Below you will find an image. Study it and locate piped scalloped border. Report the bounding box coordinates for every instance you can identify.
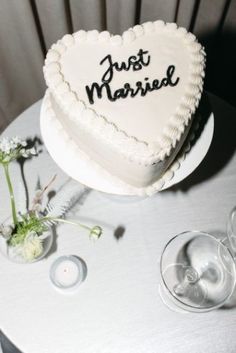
[43,20,205,166]
[42,90,198,196]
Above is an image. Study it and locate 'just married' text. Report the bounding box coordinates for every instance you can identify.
[85,49,180,105]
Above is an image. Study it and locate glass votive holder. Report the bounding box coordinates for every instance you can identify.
[49,255,86,293]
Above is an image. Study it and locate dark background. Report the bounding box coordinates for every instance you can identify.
[0,0,235,132]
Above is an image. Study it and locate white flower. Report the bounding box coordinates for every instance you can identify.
[21,232,43,261]
[20,149,29,158]
[0,136,37,163]
[0,224,13,239]
[0,139,11,153]
[12,136,21,144]
[30,147,37,155]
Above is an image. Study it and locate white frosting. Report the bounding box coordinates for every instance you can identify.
[42,21,205,190]
[61,36,189,143]
[41,90,196,196]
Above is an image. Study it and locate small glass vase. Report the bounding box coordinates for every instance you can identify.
[0,228,53,264]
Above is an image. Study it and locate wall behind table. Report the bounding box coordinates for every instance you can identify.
[0,0,235,132]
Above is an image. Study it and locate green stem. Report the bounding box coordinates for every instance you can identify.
[3,163,18,226]
[41,217,92,232]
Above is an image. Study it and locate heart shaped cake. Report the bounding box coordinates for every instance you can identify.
[42,20,205,193]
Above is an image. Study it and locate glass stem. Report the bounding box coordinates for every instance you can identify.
[3,163,18,226]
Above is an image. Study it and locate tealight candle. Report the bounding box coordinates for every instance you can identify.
[50,255,85,292]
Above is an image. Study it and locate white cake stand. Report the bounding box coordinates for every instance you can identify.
[40,95,214,196]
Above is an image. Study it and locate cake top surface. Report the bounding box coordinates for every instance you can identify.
[44,21,205,162]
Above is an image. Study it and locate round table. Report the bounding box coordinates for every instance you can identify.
[1,93,236,353]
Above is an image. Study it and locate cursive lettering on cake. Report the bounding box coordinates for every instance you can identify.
[85,49,180,105]
[100,49,151,83]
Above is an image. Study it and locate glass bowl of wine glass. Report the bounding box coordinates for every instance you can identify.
[160,230,236,313]
[227,207,236,255]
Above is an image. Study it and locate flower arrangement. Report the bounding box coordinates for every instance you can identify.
[0,137,102,262]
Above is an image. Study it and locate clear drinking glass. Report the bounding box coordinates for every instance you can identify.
[160,231,236,313]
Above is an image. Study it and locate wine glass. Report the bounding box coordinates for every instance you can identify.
[227,206,236,255]
[160,231,236,313]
